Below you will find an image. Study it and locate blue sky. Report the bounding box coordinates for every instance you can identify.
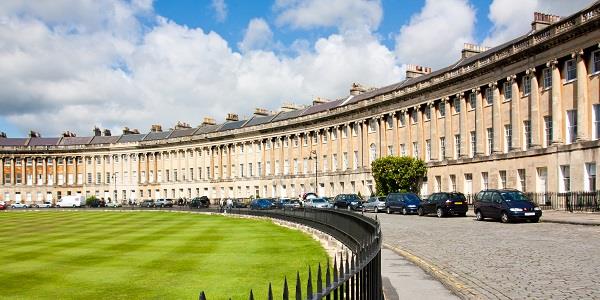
[0,0,593,137]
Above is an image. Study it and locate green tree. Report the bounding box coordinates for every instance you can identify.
[85,195,98,206]
[371,156,427,196]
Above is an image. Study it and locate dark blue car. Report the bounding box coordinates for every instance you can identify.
[384,193,422,215]
[474,189,542,223]
[249,198,274,210]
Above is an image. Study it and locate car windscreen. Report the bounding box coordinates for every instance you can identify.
[500,191,529,202]
[312,199,327,203]
[403,194,421,204]
[341,194,360,201]
[449,194,466,201]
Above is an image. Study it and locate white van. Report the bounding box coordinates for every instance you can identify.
[56,195,85,208]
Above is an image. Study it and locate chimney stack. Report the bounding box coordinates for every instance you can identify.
[405,64,432,79]
[28,130,41,138]
[150,124,162,132]
[531,12,561,31]
[93,126,101,136]
[202,117,216,126]
[349,83,368,96]
[122,127,139,135]
[174,121,192,129]
[0,132,6,138]
[280,102,304,112]
[254,108,270,116]
[62,131,76,137]
[225,113,239,122]
[461,43,490,59]
[312,97,330,106]
[103,129,111,136]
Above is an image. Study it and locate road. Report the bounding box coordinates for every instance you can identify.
[375,212,600,299]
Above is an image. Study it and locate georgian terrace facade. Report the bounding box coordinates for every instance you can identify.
[2,5,600,204]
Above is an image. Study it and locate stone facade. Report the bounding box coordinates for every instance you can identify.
[2,5,600,204]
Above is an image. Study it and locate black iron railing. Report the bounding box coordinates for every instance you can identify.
[199,207,383,300]
[524,191,600,212]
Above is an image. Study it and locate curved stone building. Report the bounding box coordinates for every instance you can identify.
[2,4,600,204]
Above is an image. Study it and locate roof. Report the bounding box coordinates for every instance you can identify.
[194,124,219,135]
[59,136,93,146]
[0,138,28,146]
[117,134,146,143]
[28,137,60,146]
[243,115,276,127]
[143,131,172,141]
[271,109,306,122]
[168,127,197,138]
[89,136,120,145]
[301,99,343,116]
[217,120,247,132]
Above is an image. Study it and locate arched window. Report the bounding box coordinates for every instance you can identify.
[369,143,377,164]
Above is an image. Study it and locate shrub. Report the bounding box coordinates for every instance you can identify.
[371,156,427,196]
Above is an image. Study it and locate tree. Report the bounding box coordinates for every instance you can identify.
[85,195,98,207]
[371,156,427,196]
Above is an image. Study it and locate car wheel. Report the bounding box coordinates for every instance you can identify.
[500,212,510,223]
[386,207,391,214]
[72,204,76,208]
[334,205,338,209]
[35,205,39,208]
[531,217,540,223]
[401,207,407,215]
[436,208,445,218]
[417,207,424,216]
[374,207,379,213]
[347,206,351,211]
[475,210,483,221]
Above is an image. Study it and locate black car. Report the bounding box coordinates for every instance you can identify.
[385,193,421,214]
[474,189,542,223]
[189,196,210,208]
[418,192,468,217]
[333,194,363,210]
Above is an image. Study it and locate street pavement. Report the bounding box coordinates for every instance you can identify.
[376,211,600,299]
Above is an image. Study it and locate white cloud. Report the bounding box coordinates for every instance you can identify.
[0,1,402,137]
[394,0,476,69]
[238,18,274,53]
[483,0,594,46]
[211,0,227,23]
[274,0,382,32]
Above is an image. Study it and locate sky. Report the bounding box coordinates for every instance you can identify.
[0,0,594,137]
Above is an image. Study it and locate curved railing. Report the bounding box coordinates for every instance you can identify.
[199,207,383,300]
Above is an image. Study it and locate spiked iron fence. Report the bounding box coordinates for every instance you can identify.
[199,208,383,299]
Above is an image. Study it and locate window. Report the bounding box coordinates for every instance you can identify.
[266,161,271,176]
[544,116,553,147]
[412,142,419,158]
[342,126,348,138]
[481,172,489,190]
[504,82,512,101]
[283,137,289,147]
[592,50,600,74]
[399,113,406,126]
[439,137,446,159]
[523,120,531,150]
[454,135,461,159]
[486,128,493,155]
[322,132,328,143]
[293,159,298,175]
[87,173,92,184]
[454,98,460,113]
[464,173,473,195]
[542,68,552,89]
[469,93,476,109]
[566,110,577,144]
[240,164,245,177]
[485,87,493,105]
[368,119,376,133]
[303,159,308,174]
[343,152,348,169]
[332,154,338,170]
[565,59,576,82]
[449,175,456,192]
[369,144,377,164]
[275,160,280,175]
[353,151,359,170]
[293,137,299,147]
[593,105,600,140]
[302,135,308,146]
[283,160,289,175]
[470,131,476,157]
[266,140,271,150]
[257,162,262,176]
[439,102,445,117]
[424,107,431,121]
[331,129,337,140]
[96,172,101,184]
[400,144,406,156]
[560,165,570,192]
[435,176,442,192]
[504,125,512,152]
[411,110,418,123]
[499,170,507,189]
[386,116,393,128]
[585,163,596,191]
[522,75,531,96]
[322,156,327,172]
[352,123,358,136]
[518,169,526,192]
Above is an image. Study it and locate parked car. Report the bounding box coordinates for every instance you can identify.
[232,199,248,208]
[34,201,54,208]
[249,198,275,210]
[362,196,386,213]
[155,199,174,208]
[474,189,542,223]
[189,196,210,208]
[105,201,123,208]
[283,199,302,209]
[0,203,5,210]
[11,202,29,208]
[140,199,155,208]
[305,198,331,208]
[56,195,85,208]
[418,192,468,217]
[333,194,363,210]
[274,199,290,209]
[385,193,421,214]
[89,199,106,208]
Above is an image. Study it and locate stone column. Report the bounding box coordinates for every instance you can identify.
[52,157,57,186]
[429,101,437,161]
[474,87,484,155]
[32,157,37,185]
[549,59,563,144]
[575,49,589,141]
[11,157,16,185]
[377,116,384,158]
[417,105,424,159]
[510,75,521,151]
[360,120,367,169]
[528,67,541,148]
[403,109,411,156]
[0,158,3,185]
[491,82,502,153]
[43,157,48,185]
[443,97,452,160]
[21,157,26,185]
[458,92,467,157]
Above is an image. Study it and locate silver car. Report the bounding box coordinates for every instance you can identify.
[305,198,331,209]
[362,196,386,213]
[11,202,29,208]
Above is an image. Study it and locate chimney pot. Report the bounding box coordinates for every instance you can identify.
[225,113,239,121]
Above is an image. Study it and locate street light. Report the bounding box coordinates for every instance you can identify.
[307,150,318,195]
[111,173,117,204]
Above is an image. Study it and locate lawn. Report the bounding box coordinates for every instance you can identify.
[0,211,329,299]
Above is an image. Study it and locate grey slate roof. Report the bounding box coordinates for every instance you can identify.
[143,131,172,141]
[0,138,28,146]
[194,124,219,135]
[90,136,120,144]
[271,109,306,122]
[169,127,197,138]
[243,115,276,127]
[301,99,343,116]
[28,137,61,146]
[117,134,146,143]
[60,136,93,146]
[217,120,247,132]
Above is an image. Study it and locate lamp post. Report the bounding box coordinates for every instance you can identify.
[307,150,318,195]
[111,173,117,204]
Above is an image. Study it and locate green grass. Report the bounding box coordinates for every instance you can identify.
[0,211,329,299]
